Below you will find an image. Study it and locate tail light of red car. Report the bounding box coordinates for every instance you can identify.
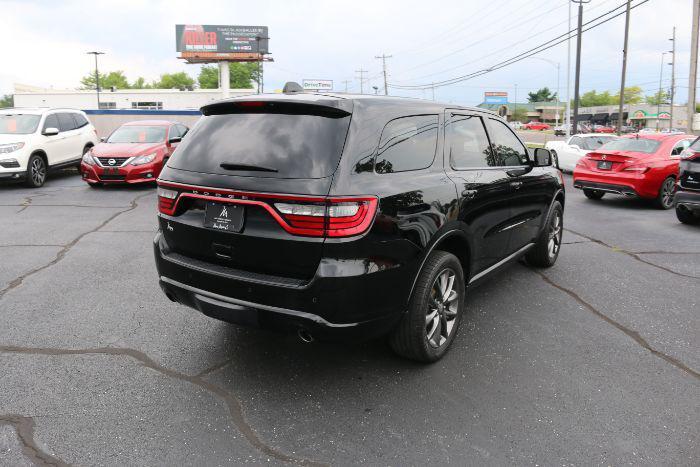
[622,164,650,174]
[157,184,378,238]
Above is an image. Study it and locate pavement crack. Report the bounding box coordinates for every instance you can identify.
[564,228,700,280]
[535,271,700,380]
[15,192,50,214]
[0,345,326,466]
[0,192,153,300]
[195,357,237,378]
[0,414,70,467]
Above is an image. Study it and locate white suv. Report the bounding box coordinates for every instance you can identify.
[0,108,99,187]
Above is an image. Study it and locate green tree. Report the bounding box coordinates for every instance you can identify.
[154,72,195,89]
[613,86,643,104]
[578,90,613,107]
[527,87,557,103]
[510,106,528,122]
[0,94,13,108]
[198,63,260,89]
[130,77,151,89]
[646,90,670,105]
[80,70,130,90]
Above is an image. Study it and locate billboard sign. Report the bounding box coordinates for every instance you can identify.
[302,79,333,91]
[484,91,508,104]
[176,25,269,54]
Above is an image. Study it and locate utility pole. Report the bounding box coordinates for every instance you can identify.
[616,0,631,136]
[342,80,351,93]
[431,83,435,101]
[688,0,699,134]
[566,0,572,137]
[657,52,668,131]
[355,68,368,94]
[86,51,104,109]
[514,84,518,122]
[572,0,590,136]
[375,54,392,96]
[669,26,676,130]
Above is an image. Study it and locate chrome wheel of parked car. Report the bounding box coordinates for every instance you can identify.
[26,155,46,188]
[426,268,459,348]
[548,210,563,261]
[656,177,676,209]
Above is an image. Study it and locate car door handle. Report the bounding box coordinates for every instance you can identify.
[506,167,529,177]
[510,181,523,189]
[461,189,477,199]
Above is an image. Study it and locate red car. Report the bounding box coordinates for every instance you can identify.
[592,125,615,134]
[522,121,550,131]
[573,133,695,209]
[80,120,188,186]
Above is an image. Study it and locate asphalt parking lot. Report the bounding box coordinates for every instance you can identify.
[0,170,698,466]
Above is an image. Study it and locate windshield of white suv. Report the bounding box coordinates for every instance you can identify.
[0,114,41,134]
[583,136,617,150]
[106,126,166,143]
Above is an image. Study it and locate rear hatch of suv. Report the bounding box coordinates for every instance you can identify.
[157,98,364,282]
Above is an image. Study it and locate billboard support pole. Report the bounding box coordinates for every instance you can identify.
[219,61,230,99]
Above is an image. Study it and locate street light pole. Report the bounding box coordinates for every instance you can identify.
[566,0,572,137]
[86,51,104,109]
[616,0,631,136]
[657,52,668,131]
[572,0,590,136]
[669,26,676,130]
[687,0,699,134]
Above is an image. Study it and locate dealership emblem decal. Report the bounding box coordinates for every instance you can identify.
[220,206,228,218]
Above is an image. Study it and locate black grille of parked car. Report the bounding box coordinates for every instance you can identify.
[97,157,129,166]
[0,160,20,168]
[98,174,126,181]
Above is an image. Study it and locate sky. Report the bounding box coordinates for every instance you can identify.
[2,0,696,106]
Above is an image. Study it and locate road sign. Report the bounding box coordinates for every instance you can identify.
[302,79,333,91]
[484,92,508,104]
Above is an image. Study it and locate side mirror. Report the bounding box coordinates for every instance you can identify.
[43,127,59,136]
[100,137,106,142]
[533,148,552,167]
[168,136,182,144]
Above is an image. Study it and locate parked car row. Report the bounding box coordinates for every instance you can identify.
[0,107,188,188]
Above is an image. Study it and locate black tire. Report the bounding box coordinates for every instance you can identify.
[526,200,563,268]
[583,189,605,200]
[389,250,465,363]
[550,150,560,170]
[88,182,101,188]
[24,154,47,188]
[655,177,676,210]
[676,205,698,224]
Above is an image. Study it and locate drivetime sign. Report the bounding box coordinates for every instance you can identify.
[302,79,333,91]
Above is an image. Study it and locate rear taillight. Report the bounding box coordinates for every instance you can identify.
[623,165,650,173]
[274,198,377,237]
[156,182,377,238]
[157,187,178,215]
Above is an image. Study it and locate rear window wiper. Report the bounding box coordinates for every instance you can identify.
[219,162,278,173]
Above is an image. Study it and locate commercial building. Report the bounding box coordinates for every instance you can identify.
[477,100,688,130]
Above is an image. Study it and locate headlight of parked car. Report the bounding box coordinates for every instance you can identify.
[0,142,25,154]
[81,151,95,165]
[131,153,157,166]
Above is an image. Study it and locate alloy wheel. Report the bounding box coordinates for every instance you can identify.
[426,268,459,348]
[661,179,675,208]
[31,157,46,186]
[548,210,562,260]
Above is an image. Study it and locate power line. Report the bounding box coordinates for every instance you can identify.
[388,0,650,91]
[355,68,368,94]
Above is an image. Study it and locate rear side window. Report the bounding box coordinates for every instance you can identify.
[375,115,438,174]
[486,119,529,166]
[57,113,76,132]
[169,111,351,179]
[72,113,89,128]
[446,114,492,169]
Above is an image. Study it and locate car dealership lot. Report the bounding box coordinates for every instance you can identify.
[0,171,698,466]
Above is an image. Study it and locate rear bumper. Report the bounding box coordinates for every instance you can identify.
[573,168,660,198]
[674,189,700,212]
[81,162,158,184]
[153,231,407,340]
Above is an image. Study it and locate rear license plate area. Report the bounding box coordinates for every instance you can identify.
[204,202,244,232]
[597,161,612,170]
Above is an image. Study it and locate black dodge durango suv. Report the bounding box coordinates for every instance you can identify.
[154,89,565,362]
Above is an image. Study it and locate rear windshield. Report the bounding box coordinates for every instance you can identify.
[0,114,41,134]
[107,126,166,143]
[582,136,616,150]
[688,137,700,151]
[168,112,351,179]
[599,138,661,154]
